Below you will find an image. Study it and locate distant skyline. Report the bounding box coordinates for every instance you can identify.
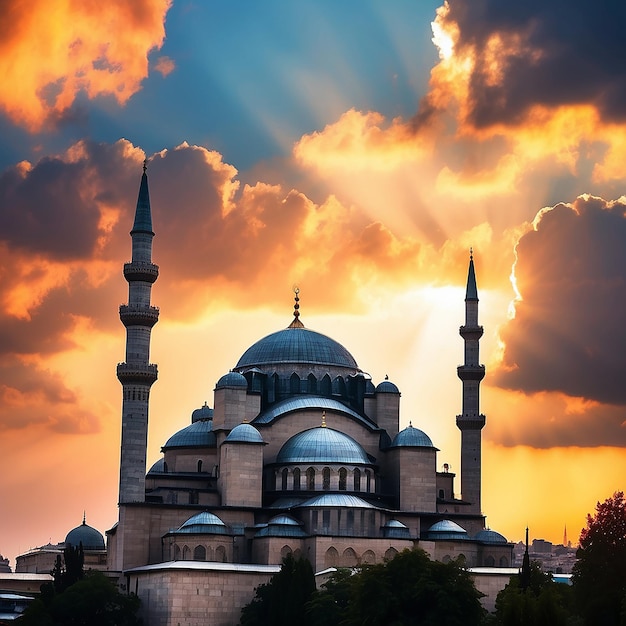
[1,0,626,564]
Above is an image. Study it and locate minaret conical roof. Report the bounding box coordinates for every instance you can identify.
[131,163,154,235]
[465,250,478,301]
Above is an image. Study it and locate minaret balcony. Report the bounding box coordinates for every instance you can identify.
[123,261,159,283]
[119,304,160,327]
[456,413,486,430]
[459,325,484,339]
[457,364,486,381]
[117,362,158,385]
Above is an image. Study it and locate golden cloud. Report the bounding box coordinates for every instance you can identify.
[0,0,171,131]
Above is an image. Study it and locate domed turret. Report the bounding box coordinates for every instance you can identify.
[65,516,105,551]
[391,423,435,448]
[216,371,248,389]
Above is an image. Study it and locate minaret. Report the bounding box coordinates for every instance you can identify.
[456,250,485,515]
[116,161,159,504]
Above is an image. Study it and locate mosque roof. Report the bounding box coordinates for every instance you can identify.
[236,326,358,371]
[147,457,166,474]
[252,395,376,429]
[376,380,399,393]
[383,519,411,539]
[425,519,470,541]
[162,420,216,449]
[172,512,229,535]
[65,517,105,551]
[474,529,509,544]
[192,403,213,422]
[254,515,308,538]
[215,371,248,389]
[276,427,371,464]
[297,494,378,509]
[224,423,264,444]
[390,424,435,448]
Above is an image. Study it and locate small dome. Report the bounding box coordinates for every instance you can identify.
[475,529,509,544]
[391,424,434,448]
[65,518,105,551]
[298,494,377,509]
[191,403,213,423]
[425,519,469,541]
[383,519,411,539]
[216,371,248,389]
[376,380,399,394]
[255,515,307,538]
[174,511,228,535]
[224,423,264,444]
[163,420,216,449]
[276,427,370,464]
[147,457,166,474]
[236,327,358,370]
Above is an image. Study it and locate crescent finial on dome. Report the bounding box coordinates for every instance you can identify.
[288,285,305,328]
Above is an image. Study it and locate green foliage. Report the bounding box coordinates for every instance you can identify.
[572,491,626,626]
[20,570,142,626]
[240,553,316,626]
[306,548,486,626]
[493,561,577,626]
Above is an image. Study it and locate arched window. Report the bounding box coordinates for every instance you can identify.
[484,555,495,567]
[307,467,315,490]
[173,544,181,560]
[163,461,169,473]
[323,467,331,490]
[354,468,361,492]
[193,545,206,561]
[342,548,357,567]
[280,545,292,559]
[438,489,445,499]
[320,374,331,396]
[325,547,338,567]
[365,469,371,493]
[339,468,347,491]
[182,545,190,560]
[290,373,301,394]
[384,547,397,561]
[332,376,346,396]
[197,459,203,473]
[215,545,226,563]
[307,373,317,393]
[362,550,376,564]
[282,467,289,490]
[293,468,301,491]
[499,556,509,567]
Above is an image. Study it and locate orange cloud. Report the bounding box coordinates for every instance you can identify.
[0,0,172,131]
[154,55,175,77]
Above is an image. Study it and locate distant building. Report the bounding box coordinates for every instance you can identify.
[512,539,577,574]
[100,168,513,624]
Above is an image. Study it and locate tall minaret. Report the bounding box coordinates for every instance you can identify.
[117,162,159,504]
[456,250,485,515]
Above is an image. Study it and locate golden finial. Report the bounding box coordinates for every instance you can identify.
[321,411,326,428]
[469,246,473,261]
[143,159,147,174]
[288,285,305,328]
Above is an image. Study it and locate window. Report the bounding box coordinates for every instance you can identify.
[197,460,203,473]
[307,373,317,393]
[339,468,347,491]
[354,468,361,492]
[307,467,315,490]
[193,545,206,561]
[322,467,330,490]
[293,468,301,490]
[282,467,288,490]
[439,489,445,499]
[290,373,300,394]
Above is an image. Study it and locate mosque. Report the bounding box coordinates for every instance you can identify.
[14,167,513,623]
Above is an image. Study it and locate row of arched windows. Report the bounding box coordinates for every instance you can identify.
[171,543,227,562]
[276,466,373,493]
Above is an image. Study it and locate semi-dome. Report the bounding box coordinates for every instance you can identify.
[162,420,216,449]
[236,326,358,370]
[383,519,411,539]
[425,519,469,541]
[276,427,370,464]
[147,457,166,474]
[173,511,228,535]
[215,371,248,389]
[390,424,434,448]
[255,515,307,538]
[65,518,105,551]
[475,529,508,544]
[224,423,264,444]
[376,379,399,393]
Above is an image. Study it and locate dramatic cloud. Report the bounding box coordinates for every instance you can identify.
[494,195,626,407]
[0,0,171,131]
[431,0,626,128]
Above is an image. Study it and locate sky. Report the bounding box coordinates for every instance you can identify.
[1,0,625,565]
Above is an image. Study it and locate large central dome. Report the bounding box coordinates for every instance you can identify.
[235,326,358,370]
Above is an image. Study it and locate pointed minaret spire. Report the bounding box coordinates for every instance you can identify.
[456,250,486,515]
[520,527,531,591]
[288,286,305,328]
[117,163,159,508]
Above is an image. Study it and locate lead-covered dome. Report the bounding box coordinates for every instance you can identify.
[277,427,370,464]
[390,424,434,448]
[65,518,105,551]
[162,420,216,450]
[236,326,358,370]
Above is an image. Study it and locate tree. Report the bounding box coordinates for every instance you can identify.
[20,570,142,626]
[493,560,577,626]
[572,491,626,626]
[306,548,486,626]
[240,553,316,626]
